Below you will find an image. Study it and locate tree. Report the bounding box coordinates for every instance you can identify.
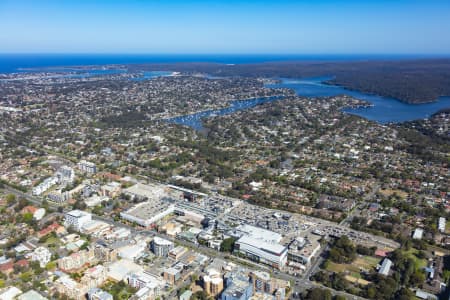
[191,291,210,300]
[443,270,450,283]
[356,245,375,256]
[22,212,34,224]
[220,237,236,252]
[332,273,349,291]
[30,261,43,275]
[410,270,426,286]
[46,261,57,271]
[305,288,332,300]
[15,198,29,211]
[329,236,356,264]
[395,287,414,300]
[366,286,376,299]
[5,194,16,205]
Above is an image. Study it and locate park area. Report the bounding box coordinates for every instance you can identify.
[325,254,380,285]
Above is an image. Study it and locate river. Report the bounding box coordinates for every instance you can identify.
[267,77,450,124]
[166,76,450,130]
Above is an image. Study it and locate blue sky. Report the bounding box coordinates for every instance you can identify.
[1,0,450,54]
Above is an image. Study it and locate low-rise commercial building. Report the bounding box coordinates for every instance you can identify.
[169,246,188,261]
[120,202,175,227]
[163,263,184,285]
[287,235,321,265]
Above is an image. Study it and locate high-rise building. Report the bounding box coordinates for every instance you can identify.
[221,269,253,300]
[203,269,224,297]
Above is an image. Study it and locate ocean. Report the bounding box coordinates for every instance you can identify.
[0,53,443,73]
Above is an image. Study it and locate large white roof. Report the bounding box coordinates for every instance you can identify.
[153,236,174,246]
[124,183,165,199]
[107,259,143,281]
[237,235,287,255]
[0,287,22,300]
[236,224,282,243]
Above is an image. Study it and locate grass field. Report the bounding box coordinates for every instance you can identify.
[44,236,59,245]
[404,248,427,269]
[325,254,380,282]
[379,189,408,199]
[345,275,370,286]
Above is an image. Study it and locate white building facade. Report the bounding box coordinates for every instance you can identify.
[64,210,92,231]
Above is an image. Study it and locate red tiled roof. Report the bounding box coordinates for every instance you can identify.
[15,259,29,267]
[0,261,13,272]
[21,205,38,214]
[38,222,62,237]
[375,249,388,257]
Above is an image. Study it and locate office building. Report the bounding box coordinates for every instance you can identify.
[221,270,253,300]
[64,210,92,231]
[151,237,174,257]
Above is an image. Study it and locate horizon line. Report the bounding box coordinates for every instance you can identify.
[1,52,450,56]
